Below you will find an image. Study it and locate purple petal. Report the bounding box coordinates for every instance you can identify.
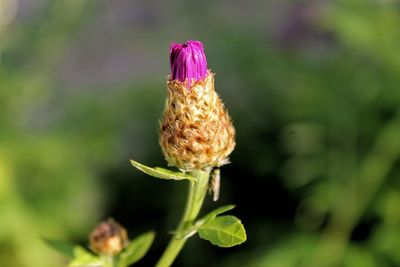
[170,40,208,83]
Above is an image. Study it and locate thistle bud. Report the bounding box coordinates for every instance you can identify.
[89,219,128,256]
[159,40,235,171]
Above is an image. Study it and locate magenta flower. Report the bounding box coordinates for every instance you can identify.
[170,40,208,83]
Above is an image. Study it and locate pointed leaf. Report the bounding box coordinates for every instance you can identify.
[130,160,195,182]
[198,215,246,247]
[43,238,75,258]
[117,231,155,267]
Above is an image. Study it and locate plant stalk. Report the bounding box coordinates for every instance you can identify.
[101,255,114,267]
[156,170,210,267]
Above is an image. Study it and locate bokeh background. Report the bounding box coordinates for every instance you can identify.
[1,0,400,266]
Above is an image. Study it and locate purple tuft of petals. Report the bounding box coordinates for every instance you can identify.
[170,40,208,83]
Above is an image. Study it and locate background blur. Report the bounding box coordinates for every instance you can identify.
[1,0,400,266]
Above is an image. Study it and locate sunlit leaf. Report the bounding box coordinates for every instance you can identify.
[117,231,155,267]
[198,215,246,247]
[130,160,195,181]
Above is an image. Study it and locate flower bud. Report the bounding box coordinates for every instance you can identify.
[89,219,128,256]
[159,40,235,171]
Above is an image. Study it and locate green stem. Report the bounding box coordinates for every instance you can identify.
[101,255,114,267]
[156,170,210,267]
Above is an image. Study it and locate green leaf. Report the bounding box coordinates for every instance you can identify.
[198,215,246,248]
[130,160,195,182]
[175,206,237,240]
[68,246,101,267]
[197,205,236,225]
[117,231,155,267]
[42,238,75,259]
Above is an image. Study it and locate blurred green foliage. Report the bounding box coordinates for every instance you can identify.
[1,0,400,266]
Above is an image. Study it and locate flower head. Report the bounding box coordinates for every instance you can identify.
[170,40,208,83]
[89,219,128,256]
[160,40,235,171]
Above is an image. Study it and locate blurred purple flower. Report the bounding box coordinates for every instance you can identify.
[170,40,208,83]
[277,2,332,49]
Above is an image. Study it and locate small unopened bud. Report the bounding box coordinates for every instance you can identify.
[89,219,128,256]
[160,40,235,171]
